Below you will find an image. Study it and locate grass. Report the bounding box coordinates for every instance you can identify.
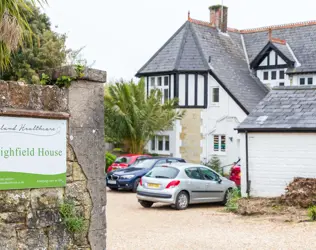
[59,200,85,233]
[225,188,241,212]
[307,206,316,221]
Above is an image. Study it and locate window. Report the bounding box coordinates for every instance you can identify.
[155,159,167,167]
[271,71,277,80]
[157,77,162,86]
[165,136,170,151]
[213,135,226,152]
[199,168,219,181]
[263,72,269,80]
[279,70,285,79]
[164,89,169,103]
[300,78,305,85]
[212,87,219,103]
[151,137,155,151]
[164,76,169,86]
[151,135,170,152]
[279,82,284,86]
[146,166,179,179]
[185,168,202,180]
[158,136,163,151]
[114,157,131,164]
[308,78,313,85]
[150,77,155,87]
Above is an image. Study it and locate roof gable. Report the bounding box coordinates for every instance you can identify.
[190,21,268,113]
[136,22,209,76]
[237,86,316,132]
[249,41,295,69]
[242,24,316,73]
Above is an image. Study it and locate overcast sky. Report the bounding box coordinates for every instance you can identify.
[45,0,316,82]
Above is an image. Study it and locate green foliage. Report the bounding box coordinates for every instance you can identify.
[56,76,72,88]
[59,200,85,233]
[104,78,185,153]
[1,3,67,83]
[75,64,85,78]
[308,206,316,221]
[40,73,50,85]
[105,152,116,172]
[0,0,47,70]
[202,155,222,174]
[225,188,241,212]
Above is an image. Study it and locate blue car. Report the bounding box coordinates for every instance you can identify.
[106,157,186,192]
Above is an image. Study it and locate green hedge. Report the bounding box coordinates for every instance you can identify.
[105,152,116,172]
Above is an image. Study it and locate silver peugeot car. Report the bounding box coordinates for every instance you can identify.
[136,163,236,210]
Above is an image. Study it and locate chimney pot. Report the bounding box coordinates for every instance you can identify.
[209,5,228,33]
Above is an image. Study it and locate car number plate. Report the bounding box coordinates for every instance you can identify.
[148,183,160,188]
[108,180,116,185]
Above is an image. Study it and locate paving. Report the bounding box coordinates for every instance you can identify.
[107,188,316,250]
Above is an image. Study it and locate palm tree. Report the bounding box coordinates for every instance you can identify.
[104,79,185,154]
[0,0,46,70]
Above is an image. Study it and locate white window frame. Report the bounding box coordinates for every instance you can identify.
[150,135,170,154]
[210,87,220,106]
[213,135,226,154]
[149,76,170,104]
[299,76,314,86]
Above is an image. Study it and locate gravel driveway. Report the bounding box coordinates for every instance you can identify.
[107,189,316,250]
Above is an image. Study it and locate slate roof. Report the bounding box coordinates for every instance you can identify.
[242,24,316,73]
[272,42,295,63]
[136,20,268,113]
[237,86,316,131]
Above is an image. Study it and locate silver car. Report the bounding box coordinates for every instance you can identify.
[136,163,236,210]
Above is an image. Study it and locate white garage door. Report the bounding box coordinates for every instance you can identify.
[248,133,316,197]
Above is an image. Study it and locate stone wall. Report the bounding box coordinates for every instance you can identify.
[180,109,202,163]
[0,66,107,250]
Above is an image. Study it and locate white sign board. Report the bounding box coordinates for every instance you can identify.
[0,116,67,190]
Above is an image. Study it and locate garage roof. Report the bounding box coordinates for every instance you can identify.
[237,86,316,132]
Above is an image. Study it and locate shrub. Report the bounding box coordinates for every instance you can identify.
[308,206,316,221]
[201,155,222,174]
[59,200,85,233]
[105,152,116,172]
[225,188,241,212]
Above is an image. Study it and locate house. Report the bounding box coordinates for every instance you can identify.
[136,5,316,170]
[237,86,316,197]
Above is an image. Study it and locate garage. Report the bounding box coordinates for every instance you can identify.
[237,86,316,197]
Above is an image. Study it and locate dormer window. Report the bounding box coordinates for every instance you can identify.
[271,71,277,80]
[263,72,269,80]
[300,78,305,85]
[279,70,285,79]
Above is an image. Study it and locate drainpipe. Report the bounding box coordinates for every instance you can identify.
[245,131,250,197]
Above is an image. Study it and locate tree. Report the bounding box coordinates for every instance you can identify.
[0,0,47,70]
[104,79,185,154]
[1,3,67,83]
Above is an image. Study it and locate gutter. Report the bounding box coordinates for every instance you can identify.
[245,131,250,197]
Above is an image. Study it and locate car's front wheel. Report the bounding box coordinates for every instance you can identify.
[174,191,189,210]
[132,178,140,193]
[139,200,153,208]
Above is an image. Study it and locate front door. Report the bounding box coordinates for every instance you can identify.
[184,167,209,203]
[199,167,225,202]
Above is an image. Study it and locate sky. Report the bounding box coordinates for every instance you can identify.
[44,0,316,82]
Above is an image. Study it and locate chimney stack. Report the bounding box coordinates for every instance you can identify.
[209,5,228,33]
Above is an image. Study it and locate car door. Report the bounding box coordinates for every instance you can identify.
[199,167,226,202]
[184,167,209,203]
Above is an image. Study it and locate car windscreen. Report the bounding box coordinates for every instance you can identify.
[146,166,179,179]
[114,156,131,164]
[132,159,158,169]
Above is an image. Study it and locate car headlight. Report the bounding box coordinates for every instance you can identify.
[120,175,135,179]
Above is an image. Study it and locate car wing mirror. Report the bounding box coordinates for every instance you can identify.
[217,178,222,184]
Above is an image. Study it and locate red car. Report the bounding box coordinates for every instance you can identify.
[107,154,150,173]
[229,162,241,187]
